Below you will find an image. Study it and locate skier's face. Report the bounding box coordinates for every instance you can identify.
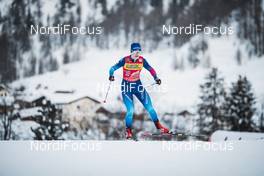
[131,50,141,59]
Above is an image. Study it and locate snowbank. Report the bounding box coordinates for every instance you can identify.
[211,130,264,141]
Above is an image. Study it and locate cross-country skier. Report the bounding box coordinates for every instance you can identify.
[109,43,169,139]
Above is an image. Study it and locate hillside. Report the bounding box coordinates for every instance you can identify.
[1,0,263,82]
[11,34,264,114]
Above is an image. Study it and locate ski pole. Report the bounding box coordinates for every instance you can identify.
[145,83,157,88]
[103,81,112,103]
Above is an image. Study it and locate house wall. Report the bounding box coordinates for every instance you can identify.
[61,98,100,127]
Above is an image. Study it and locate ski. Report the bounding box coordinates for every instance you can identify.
[169,130,208,139]
[137,130,207,140]
[125,134,139,141]
[126,136,138,141]
[139,131,173,140]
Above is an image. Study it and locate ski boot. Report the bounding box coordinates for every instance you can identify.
[126,128,133,139]
[154,121,169,134]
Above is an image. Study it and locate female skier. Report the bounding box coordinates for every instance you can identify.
[109,43,169,139]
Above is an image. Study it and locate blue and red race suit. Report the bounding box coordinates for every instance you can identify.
[109,55,160,128]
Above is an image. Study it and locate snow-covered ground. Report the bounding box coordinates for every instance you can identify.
[0,140,263,176]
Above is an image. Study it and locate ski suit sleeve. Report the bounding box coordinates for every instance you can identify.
[109,58,125,76]
[143,58,158,80]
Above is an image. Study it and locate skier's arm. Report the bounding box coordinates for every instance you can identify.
[109,58,125,77]
[143,58,158,80]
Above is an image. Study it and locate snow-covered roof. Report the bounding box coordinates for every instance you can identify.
[19,107,43,119]
[0,96,14,106]
[177,110,195,116]
[54,95,101,105]
[16,92,101,105]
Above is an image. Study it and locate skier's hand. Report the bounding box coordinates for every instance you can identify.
[109,76,115,81]
[155,78,161,85]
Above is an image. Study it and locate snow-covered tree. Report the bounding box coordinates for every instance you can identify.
[31,100,69,140]
[0,95,18,140]
[259,111,264,132]
[63,50,70,64]
[235,48,242,65]
[187,36,208,68]
[197,68,226,137]
[173,52,180,70]
[224,75,256,131]
[187,47,200,68]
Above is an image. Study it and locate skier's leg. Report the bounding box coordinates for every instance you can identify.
[122,91,134,128]
[135,86,169,133]
[134,88,159,122]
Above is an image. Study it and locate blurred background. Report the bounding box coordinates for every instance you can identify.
[0,0,264,140]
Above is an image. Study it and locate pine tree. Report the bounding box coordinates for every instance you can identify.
[187,44,200,68]
[31,100,69,140]
[0,94,18,140]
[197,68,226,137]
[225,75,256,131]
[63,50,70,64]
[173,52,180,70]
[260,112,264,132]
[235,48,242,65]
[259,103,264,132]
